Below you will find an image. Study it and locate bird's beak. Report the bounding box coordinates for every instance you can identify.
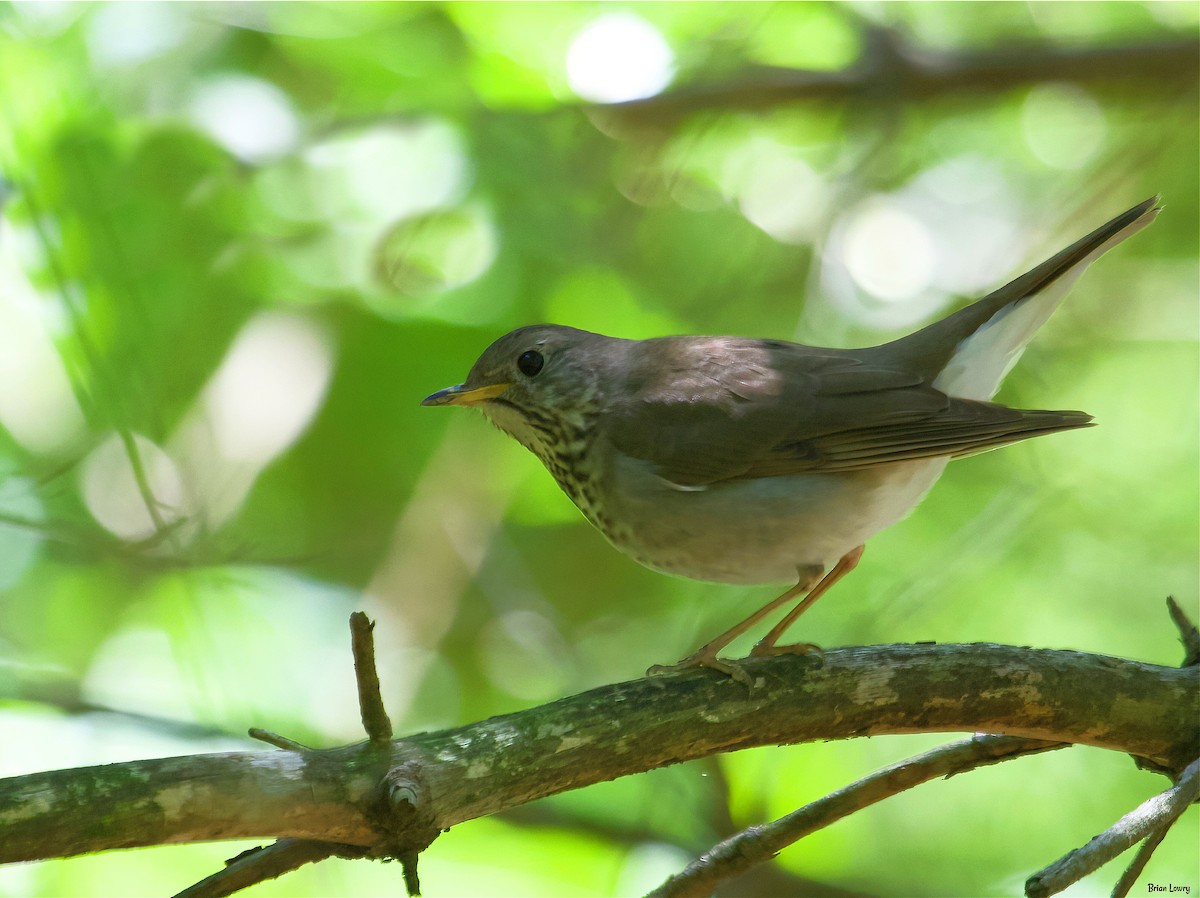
[421,382,510,407]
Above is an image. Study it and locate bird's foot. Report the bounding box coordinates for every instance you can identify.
[749,640,824,660]
[647,651,755,686]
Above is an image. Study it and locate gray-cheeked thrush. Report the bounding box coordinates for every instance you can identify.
[423,197,1160,680]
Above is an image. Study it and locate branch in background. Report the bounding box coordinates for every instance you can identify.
[1025,755,1200,898]
[608,32,1200,128]
[5,677,245,744]
[648,735,1066,898]
[499,801,859,898]
[174,840,346,898]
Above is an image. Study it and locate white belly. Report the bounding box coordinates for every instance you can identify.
[601,454,949,585]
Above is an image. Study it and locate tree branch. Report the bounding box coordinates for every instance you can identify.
[0,642,1195,871]
[1111,825,1171,898]
[648,734,1067,898]
[349,611,394,747]
[174,840,344,898]
[608,32,1200,128]
[1025,755,1200,898]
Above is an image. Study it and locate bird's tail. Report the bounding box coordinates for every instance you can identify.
[877,196,1161,400]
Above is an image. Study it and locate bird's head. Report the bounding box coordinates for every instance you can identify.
[422,324,623,457]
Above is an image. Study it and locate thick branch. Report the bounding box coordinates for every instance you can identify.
[0,643,1195,864]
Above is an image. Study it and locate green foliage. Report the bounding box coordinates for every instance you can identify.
[0,2,1196,895]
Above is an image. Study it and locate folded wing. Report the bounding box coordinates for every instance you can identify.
[606,338,1090,486]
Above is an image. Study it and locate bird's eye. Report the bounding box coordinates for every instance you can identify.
[517,349,544,377]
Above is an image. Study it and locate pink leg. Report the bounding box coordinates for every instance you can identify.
[750,545,865,657]
[647,565,824,684]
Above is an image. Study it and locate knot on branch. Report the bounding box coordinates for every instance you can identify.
[363,759,441,896]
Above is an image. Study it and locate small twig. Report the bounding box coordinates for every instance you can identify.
[173,839,342,898]
[400,850,422,896]
[247,728,312,752]
[349,612,394,746]
[1025,755,1200,898]
[647,735,1066,898]
[117,428,175,540]
[1166,596,1200,667]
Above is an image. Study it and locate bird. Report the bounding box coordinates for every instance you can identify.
[422,197,1160,681]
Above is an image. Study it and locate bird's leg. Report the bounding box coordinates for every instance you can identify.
[750,545,865,657]
[647,565,824,684]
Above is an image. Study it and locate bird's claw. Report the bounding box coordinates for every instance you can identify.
[647,653,755,686]
[749,640,824,661]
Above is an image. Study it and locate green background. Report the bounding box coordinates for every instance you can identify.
[0,3,1196,896]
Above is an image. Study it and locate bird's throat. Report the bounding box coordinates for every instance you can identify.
[484,401,610,534]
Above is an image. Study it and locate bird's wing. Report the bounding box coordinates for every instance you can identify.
[605,337,1090,486]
